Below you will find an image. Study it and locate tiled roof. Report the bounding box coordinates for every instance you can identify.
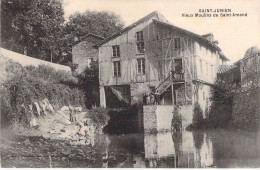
[217,65,236,74]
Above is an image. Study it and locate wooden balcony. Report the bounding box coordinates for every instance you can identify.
[156,72,185,95]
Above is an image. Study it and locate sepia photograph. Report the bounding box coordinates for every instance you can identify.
[1,0,260,168]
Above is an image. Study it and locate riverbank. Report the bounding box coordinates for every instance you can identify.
[0,128,108,168]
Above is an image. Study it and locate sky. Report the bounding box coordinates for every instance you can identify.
[63,0,260,64]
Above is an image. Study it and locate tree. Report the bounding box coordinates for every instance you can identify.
[209,80,233,127]
[1,0,65,62]
[61,10,124,64]
[65,10,124,39]
[77,60,100,108]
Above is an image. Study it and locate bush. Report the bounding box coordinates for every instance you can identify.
[209,80,233,127]
[192,102,204,126]
[0,56,86,127]
[186,102,204,131]
[86,107,110,133]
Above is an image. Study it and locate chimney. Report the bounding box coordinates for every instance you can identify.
[202,33,214,42]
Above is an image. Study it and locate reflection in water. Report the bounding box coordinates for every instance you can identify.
[144,133,176,168]
[94,130,260,168]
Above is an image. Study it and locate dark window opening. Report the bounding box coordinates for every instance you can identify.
[137,42,145,54]
[113,61,121,77]
[174,38,181,50]
[136,31,144,42]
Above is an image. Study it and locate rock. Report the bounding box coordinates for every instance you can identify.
[36,141,42,146]
[23,139,30,146]
[60,106,70,112]
[28,104,33,111]
[39,100,47,116]
[61,148,71,156]
[48,145,56,153]
[34,102,41,116]
[74,107,82,112]
[29,117,38,127]
[60,129,66,132]
[108,155,117,161]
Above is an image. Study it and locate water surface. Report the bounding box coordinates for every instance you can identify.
[94,130,260,168]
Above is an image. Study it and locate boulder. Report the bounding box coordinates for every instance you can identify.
[23,139,30,146]
[39,100,47,116]
[34,102,41,116]
[60,106,70,112]
[44,98,54,113]
[29,117,38,127]
[74,107,82,112]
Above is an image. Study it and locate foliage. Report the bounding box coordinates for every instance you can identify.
[2,1,125,65]
[25,65,78,85]
[1,0,65,62]
[77,60,100,108]
[65,10,124,39]
[209,80,233,127]
[1,56,85,127]
[186,102,204,131]
[192,102,204,126]
[62,10,124,64]
[171,105,182,133]
[86,107,110,133]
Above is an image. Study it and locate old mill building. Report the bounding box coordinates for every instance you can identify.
[94,11,229,116]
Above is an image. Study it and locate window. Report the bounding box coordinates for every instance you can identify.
[136,31,144,42]
[136,31,144,54]
[174,38,181,50]
[242,66,246,73]
[137,42,145,54]
[113,61,121,77]
[112,45,120,57]
[200,59,203,74]
[137,58,145,74]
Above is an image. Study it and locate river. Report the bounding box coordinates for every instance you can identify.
[94,130,260,168]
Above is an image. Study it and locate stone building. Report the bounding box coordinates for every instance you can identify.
[235,48,260,88]
[94,11,228,114]
[72,33,104,74]
[217,47,260,88]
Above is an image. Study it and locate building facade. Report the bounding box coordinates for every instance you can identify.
[96,11,228,114]
[72,33,104,74]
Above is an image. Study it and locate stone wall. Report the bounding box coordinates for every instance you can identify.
[143,106,157,133]
[232,87,260,129]
[143,105,193,133]
[156,106,173,132]
[72,35,102,74]
[1,48,71,72]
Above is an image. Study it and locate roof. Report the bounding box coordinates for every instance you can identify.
[234,49,260,65]
[152,19,229,61]
[93,11,168,48]
[73,33,104,46]
[94,11,229,61]
[217,65,236,74]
